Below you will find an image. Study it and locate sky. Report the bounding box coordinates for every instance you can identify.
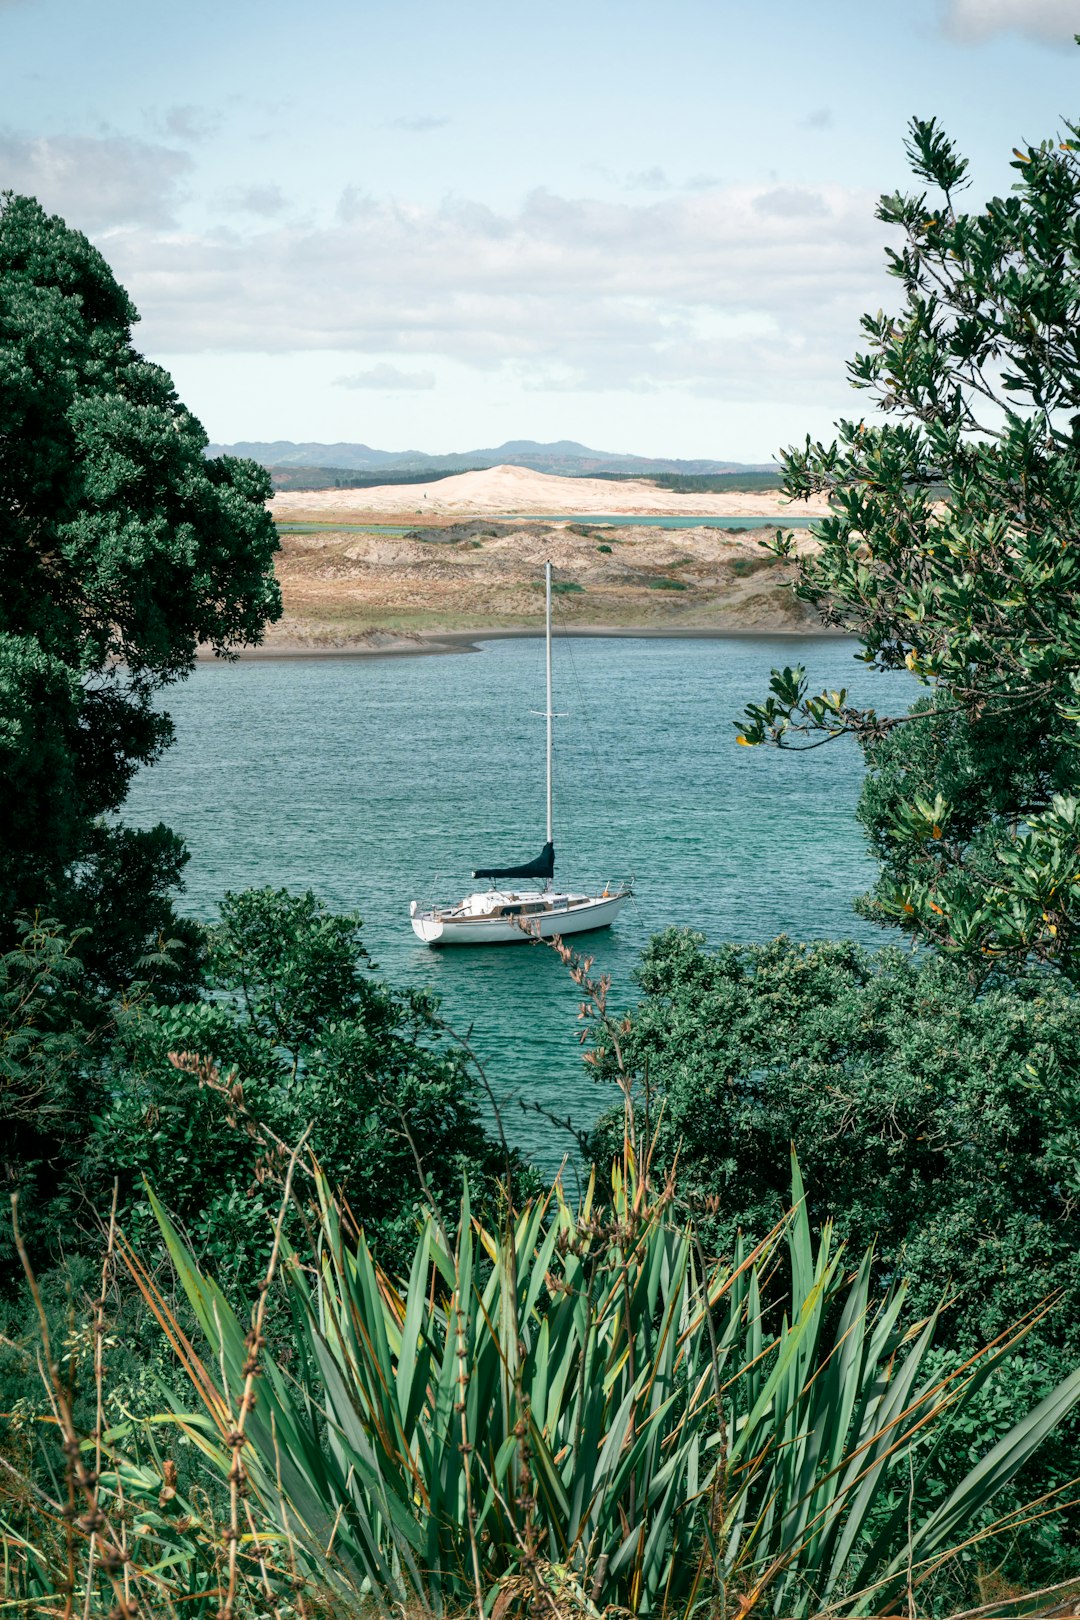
[2,0,1079,461]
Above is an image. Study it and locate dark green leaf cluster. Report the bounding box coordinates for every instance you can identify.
[92,888,525,1292]
[0,193,281,981]
[590,931,1080,1362]
[588,930,1080,1584]
[736,120,1080,973]
[0,918,101,1273]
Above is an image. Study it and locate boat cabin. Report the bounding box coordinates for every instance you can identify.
[447,889,579,920]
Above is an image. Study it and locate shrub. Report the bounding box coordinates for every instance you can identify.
[729,553,776,578]
[10,1153,1068,1618]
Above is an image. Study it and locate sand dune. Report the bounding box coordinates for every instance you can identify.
[269,462,828,520]
[255,516,823,652]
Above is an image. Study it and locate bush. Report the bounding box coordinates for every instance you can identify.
[533,579,584,595]
[729,553,776,578]
[589,931,1080,1364]
[9,1152,1078,1617]
[91,888,525,1295]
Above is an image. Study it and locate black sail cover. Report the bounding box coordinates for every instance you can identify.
[473,841,554,883]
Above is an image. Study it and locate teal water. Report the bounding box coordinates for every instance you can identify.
[498,515,816,529]
[275,516,814,534]
[123,636,912,1169]
[276,524,415,534]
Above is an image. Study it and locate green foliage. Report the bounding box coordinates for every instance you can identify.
[93,888,522,1290]
[533,579,585,594]
[0,891,520,1612]
[852,698,1080,964]
[271,463,469,491]
[729,551,778,579]
[588,931,1080,1589]
[589,931,1080,1363]
[0,193,280,982]
[80,1155,1080,1619]
[735,118,1080,974]
[645,471,780,493]
[56,822,206,1001]
[0,918,100,1275]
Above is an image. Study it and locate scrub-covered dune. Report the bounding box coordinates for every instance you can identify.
[260,515,824,652]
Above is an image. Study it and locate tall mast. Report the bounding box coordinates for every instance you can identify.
[545,559,553,849]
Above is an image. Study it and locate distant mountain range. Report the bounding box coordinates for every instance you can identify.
[205,439,773,479]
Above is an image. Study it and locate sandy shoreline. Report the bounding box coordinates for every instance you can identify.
[206,622,843,662]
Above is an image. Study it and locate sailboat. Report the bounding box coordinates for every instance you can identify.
[409,562,632,946]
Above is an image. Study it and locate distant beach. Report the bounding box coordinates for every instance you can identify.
[268,461,829,522]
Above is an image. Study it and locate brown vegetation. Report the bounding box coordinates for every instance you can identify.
[264,519,820,650]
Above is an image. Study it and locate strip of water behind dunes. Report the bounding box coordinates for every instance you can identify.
[123,634,915,1171]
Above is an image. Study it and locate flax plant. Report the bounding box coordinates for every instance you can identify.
[111,1140,1080,1620]
[0,1164,324,1619]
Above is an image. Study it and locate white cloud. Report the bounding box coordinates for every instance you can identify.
[335,363,436,390]
[943,0,1079,44]
[753,187,829,219]
[98,178,891,405]
[0,131,191,229]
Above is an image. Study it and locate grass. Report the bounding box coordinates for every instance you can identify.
[269,555,811,639]
[282,609,543,633]
[730,553,780,578]
[12,1119,1078,1618]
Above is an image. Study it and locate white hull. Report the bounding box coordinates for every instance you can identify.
[411,891,629,946]
[409,562,634,947]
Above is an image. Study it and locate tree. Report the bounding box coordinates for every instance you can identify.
[589,929,1080,1361]
[0,917,98,1276]
[93,889,526,1290]
[736,119,1080,976]
[586,929,1080,1583]
[0,193,280,984]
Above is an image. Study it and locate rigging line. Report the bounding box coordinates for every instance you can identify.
[526,607,544,777]
[550,587,609,792]
[627,886,648,934]
[529,603,544,686]
[554,598,638,896]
